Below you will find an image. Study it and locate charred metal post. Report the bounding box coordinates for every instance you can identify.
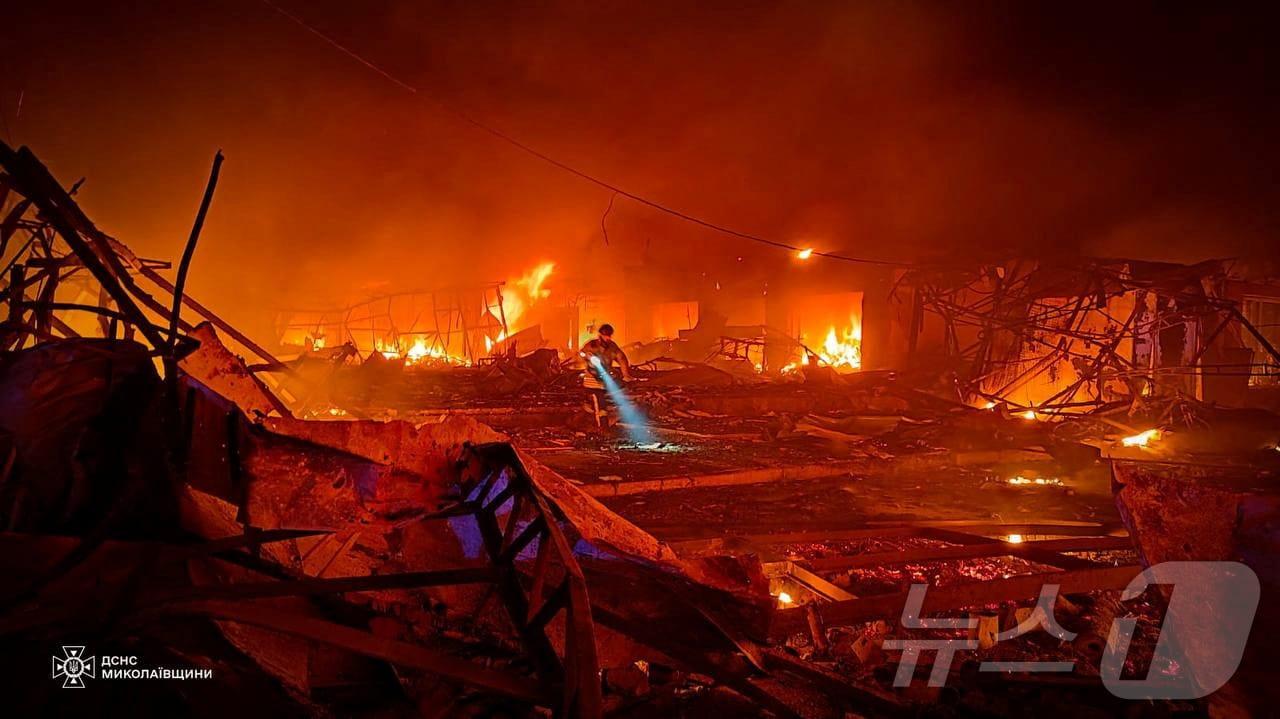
[4,263,23,349]
[168,150,224,353]
[462,442,604,719]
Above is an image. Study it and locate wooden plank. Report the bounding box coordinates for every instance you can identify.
[762,648,908,717]
[780,562,857,601]
[526,579,569,632]
[665,525,923,549]
[922,528,1113,570]
[149,599,550,704]
[502,450,603,719]
[771,565,1141,637]
[0,143,170,352]
[4,263,23,349]
[802,536,1133,572]
[499,517,545,564]
[138,265,287,369]
[662,521,1119,547]
[582,459,870,497]
[864,518,1109,529]
[153,567,497,605]
[474,489,563,683]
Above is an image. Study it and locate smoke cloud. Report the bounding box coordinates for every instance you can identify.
[5,1,1277,339]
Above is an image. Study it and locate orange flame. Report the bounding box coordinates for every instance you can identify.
[500,261,555,331]
[816,316,862,370]
[1007,475,1062,487]
[779,315,862,375]
[376,337,469,366]
[1121,428,1162,447]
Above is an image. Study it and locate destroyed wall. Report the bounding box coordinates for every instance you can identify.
[595,260,892,373]
[891,257,1280,410]
[272,284,510,364]
[1224,275,1280,408]
[973,281,1141,409]
[0,142,793,717]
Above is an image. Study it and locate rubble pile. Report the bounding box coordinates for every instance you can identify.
[2,140,1278,717]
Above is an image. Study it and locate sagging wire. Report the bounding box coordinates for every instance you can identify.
[254,0,906,268]
[600,191,616,246]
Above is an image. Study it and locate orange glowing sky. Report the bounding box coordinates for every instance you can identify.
[5,2,1278,338]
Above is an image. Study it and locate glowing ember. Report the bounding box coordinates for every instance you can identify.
[780,316,862,373]
[405,338,429,362]
[518,262,554,298]
[982,401,996,409]
[1021,409,1037,420]
[815,317,862,371]
[776,591,794,605]
[796,248,814,260]
[502,261,556,329]
[1005,534,1024,544]
[1121,428,1162,447]
[483,329,507,354]
[375,337,469,366]
[1006,475,1062,487]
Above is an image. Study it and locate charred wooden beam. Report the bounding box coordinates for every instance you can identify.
[921,528,1117,571]
[763,648,909,717]
[800,535,1132,572]
[138,264,286,369]
[150,566,498,604]
[3,263,23,349]
[142,600,552,705]
[463,442,603,719]
[771,564,1141,637]
[0,142,171,352]
[167,150,223,353]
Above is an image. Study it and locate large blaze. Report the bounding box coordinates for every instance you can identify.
[375,335,470,366]
[5,4,1278,717]
[817,315,862,371]
[779,293,865,374]
[501,261,556,332]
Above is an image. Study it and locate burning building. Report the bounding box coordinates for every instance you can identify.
[5,135,1280,717]
[3,2,1280,717]
[893,258,1280,413]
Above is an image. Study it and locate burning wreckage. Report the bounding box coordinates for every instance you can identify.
[2,139,1280,718]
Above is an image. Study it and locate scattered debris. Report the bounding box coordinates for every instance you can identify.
[3,140,1278,716]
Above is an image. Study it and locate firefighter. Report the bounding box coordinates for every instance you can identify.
[579,323,632,426]
[581,323,632,385]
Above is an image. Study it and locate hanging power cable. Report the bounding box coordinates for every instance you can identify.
[256,0,908,267]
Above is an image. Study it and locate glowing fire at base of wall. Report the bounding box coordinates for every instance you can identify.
[376,337,471,367]
[818,321,862,370]
[1121,428,1162,447]
[781,315,863,374]
[501,261,555,330]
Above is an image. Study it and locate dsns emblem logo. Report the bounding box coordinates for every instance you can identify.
[52,646,95,688]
